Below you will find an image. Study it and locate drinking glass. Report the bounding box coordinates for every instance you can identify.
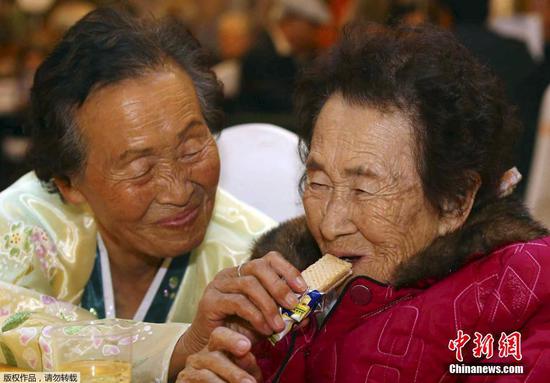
[49,319,133,383]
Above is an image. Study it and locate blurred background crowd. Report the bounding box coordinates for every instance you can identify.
[1,0,549,201]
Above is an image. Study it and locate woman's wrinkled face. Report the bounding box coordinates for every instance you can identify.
[69,65,220,258]
[303,93,444,282]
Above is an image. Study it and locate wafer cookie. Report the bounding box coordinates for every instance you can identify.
[302,254,352,293]
[268,254,352,344]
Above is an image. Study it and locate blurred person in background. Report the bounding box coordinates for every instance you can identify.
[233,0,330,124]
[0,41,49,189]
[318,0,450,48]
[0,0,94,191]
[47,0,95,40]
[350,0,392,23]
[526,0,550,227]
[386,0,452,27]
[318,0,392,48]
[187,0,229,56]
[523,0,550,129]
[0,2,23,189]
[212,10,255,111]
[388,0,430,26]
[0,43,28,190]
[444,0,538,195]
[527,88,550,227]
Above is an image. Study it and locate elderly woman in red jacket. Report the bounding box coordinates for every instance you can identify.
[177,23,550,382]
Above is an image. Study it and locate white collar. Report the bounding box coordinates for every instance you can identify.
[97,233,172,322]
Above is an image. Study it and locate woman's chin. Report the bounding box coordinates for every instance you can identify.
[139,232,204,258]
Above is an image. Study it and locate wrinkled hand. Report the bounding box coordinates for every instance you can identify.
[176,327,262,383]
[189,251,307,346]
[170,252,306,381]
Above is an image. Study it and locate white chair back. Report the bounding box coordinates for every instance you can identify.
[216,123,305,222]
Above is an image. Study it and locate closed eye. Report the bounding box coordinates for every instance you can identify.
[353,187,376,198]
[179,149,202,159]
[354,188,371,194]
[309,182,330,191]
[124,158,155,180]
[129,163,155,180]
[177,141,207,161]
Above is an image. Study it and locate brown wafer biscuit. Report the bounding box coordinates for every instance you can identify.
[301,254,352,293]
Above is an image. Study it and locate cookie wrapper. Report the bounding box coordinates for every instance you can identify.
[268,289,323,345]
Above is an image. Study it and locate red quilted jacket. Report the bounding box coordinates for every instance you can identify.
[253,236,550,383]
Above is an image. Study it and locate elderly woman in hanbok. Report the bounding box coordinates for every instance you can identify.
[0,7,307,382]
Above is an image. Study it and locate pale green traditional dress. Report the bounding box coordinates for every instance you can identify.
[0,172,276,382]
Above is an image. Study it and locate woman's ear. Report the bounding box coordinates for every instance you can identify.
[437,172,481,236]
[53,177,87,205]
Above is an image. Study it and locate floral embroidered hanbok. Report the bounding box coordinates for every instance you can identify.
[0,172,275,382]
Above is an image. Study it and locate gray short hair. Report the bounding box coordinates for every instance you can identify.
[27,7,224,194]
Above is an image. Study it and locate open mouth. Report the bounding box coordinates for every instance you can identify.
[340,255,362,264]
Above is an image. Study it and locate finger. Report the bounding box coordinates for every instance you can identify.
[177,366,225,383]
[226,318,264,344]
[242,256,304,310]
[235,352,263,382]
[188,351,257,383]
[214,293,274,335]
[208,327,251,357]
[264,251,307,293]
[215,275,284,332]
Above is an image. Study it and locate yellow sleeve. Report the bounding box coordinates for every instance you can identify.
[0,175,188,382]
[0,176,276,382]
[0,282,189,382]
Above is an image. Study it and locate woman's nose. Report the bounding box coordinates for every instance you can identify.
[319,195,357,241]
[155,169,193,206]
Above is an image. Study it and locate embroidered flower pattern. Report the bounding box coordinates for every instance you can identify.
[38,335,53,370]
[17,327,38,346]
[41,295,57,305]
[22,347,38,370]
[1,222,58,281]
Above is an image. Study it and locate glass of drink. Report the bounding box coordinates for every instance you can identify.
[49,319,133,383]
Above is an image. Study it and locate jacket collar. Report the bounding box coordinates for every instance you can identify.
[392,196,547,287]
